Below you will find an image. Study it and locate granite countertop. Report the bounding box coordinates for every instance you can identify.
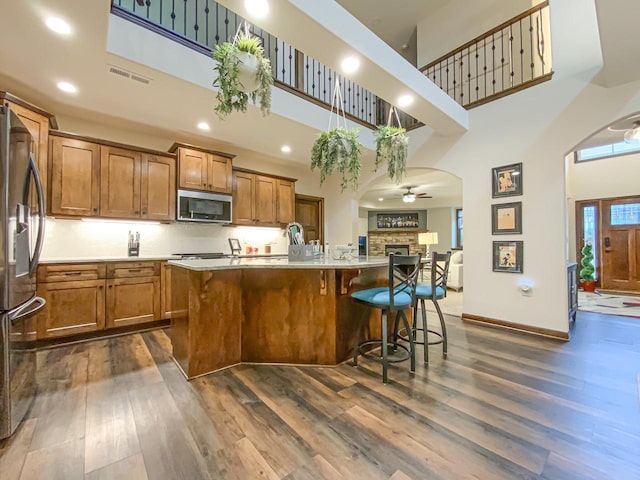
[168,255,389,271]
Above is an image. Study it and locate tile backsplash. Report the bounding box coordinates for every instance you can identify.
[41,218,288,260]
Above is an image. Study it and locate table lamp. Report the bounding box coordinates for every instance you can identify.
[418,232,438,259]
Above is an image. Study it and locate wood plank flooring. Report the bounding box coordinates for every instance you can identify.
[1,310,639,479]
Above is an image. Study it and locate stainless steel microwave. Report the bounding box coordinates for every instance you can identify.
[177,189,232,223]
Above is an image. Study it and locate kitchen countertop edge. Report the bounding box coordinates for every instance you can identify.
[168,256,389,271]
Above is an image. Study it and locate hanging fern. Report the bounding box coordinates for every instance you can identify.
[310,127,361,192]
[212,32,273,118]
[374,125,409,184]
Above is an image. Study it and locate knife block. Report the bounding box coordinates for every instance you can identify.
[128,243,139,257]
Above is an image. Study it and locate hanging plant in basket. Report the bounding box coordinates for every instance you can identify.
[373,106,409,184]
[310,80,361,192]
[212,21,273,118]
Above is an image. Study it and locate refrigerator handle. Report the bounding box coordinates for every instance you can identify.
[8,296,46,324]
[28,153,46,277]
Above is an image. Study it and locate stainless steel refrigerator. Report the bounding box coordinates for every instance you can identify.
[0,105,46,440]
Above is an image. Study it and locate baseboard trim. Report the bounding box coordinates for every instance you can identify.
[462,313,569,341]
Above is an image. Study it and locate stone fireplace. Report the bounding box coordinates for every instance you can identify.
[368,230,427,256]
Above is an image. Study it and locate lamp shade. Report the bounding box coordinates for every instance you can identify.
[418,232,438,245]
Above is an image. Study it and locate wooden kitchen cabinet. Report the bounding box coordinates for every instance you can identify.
[1,93,55,216]
[161,262,173,320]
[36,263,107,339]
[172,143,233,194]
[142,154,176,221]
[100,146,142,218]
[232,168,296,226]
[106,261,161,329]
[50,132,176,221]
[36,261,163,339]
[276,178,295,224]
[101,148,176,221]
[49,134,101,217]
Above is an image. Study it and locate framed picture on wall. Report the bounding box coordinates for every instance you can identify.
[376,212,419,229]
[492,202,522,234]
[493,240,523,273]
[492,162,522,198]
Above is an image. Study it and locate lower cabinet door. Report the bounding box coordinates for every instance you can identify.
[39,280,106,338]
[106,276,160,328]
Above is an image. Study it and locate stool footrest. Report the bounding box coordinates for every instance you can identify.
[357,340,412,364]
[397,328,444,346]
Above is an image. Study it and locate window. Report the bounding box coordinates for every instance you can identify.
[455,208,463,248]
[575,141,640,161]
[580,204,597,280]
[610,203,640,225]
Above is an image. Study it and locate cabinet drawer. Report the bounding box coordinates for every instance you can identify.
[37,263,106,283]
[38,279,106,339]
[107,261,161,278]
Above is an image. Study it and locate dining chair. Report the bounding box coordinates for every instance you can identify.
[350,253,422,383]
[399,251,451,364]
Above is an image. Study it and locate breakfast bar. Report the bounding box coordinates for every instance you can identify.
[168,256,391,378]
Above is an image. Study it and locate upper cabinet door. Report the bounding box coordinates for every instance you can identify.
[141,154,176,221]
[100,146,142,219]
[49,136,101,217]
[255,175,277,225]
[178,148,209,191]
[232,171,255,225]
[208,154,232,194]
[7,102,49,214]
[276,179,295,225]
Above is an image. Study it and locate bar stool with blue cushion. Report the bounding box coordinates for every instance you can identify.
[351,253,422,383]
[400,251,451,364]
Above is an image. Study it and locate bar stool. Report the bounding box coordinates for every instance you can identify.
[400,251,451,364]
[350,253,422,383]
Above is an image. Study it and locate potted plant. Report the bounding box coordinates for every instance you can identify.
[580,241,596,292]
[310,127,361,192]
[374,125,408,184]
[212,29,273,118]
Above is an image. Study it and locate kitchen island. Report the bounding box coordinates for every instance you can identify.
[168,256,391,378]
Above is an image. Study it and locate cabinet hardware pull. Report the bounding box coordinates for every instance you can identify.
[93,208,98,213]
[128,269,142,272]
[99,285,104,289]
[142,211,147,214]
[64,272,82,276]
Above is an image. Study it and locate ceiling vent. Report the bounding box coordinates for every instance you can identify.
[107,65,151,85]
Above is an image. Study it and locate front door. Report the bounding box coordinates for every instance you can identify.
[601,197,640,292]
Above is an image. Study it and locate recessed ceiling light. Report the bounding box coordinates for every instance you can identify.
[197,121,210,131]
[378,197,384,202]
[281,145,291,153]
[341,56,360,74]
[398,95,414,107]
[45,16,71,35]
[57,81,77,94]
[245,0,269,18]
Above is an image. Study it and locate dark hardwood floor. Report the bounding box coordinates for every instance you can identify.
[1,310,639,479]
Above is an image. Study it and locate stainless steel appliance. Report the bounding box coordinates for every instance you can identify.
[0,106,46,440]
[177,189,232,223]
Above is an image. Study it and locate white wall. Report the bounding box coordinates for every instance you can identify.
[411,0,640,334]
[426,207,454,253]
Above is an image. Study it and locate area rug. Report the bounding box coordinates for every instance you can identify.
[578,291,640,318]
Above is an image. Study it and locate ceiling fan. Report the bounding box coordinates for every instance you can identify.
[398,186,432,203]
[607,114,640,145]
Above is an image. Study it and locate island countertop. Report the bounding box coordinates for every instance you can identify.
[168,255,389,271]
